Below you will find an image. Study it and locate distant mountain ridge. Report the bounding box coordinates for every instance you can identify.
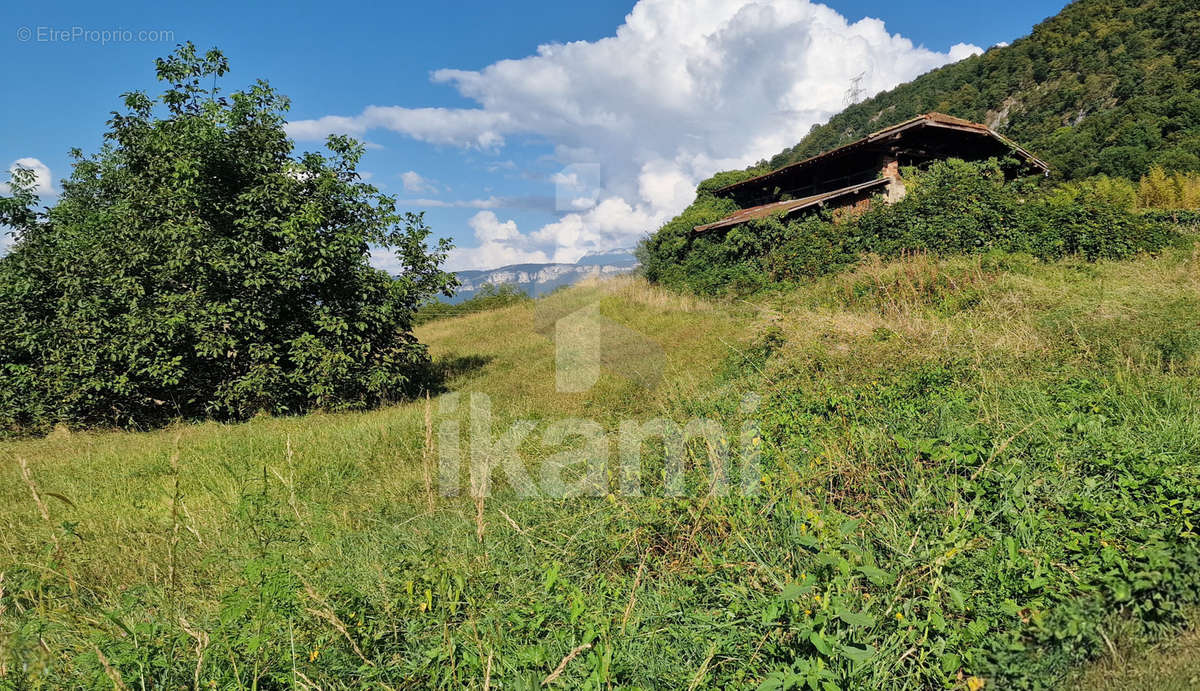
[449,249,638,303]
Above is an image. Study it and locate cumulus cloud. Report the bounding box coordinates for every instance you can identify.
[289,0,980,268]
[446,211,551,270]
[1,158,57,256]
[287,106,514,150]
[2,157,57,198]
[400,170,438,194]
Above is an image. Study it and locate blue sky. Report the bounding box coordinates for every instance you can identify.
[3,0,1067,269]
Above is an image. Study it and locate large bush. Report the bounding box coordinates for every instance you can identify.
[640,158,1177,295]
[856,158,1176,261]
[0,44,456,433]
[851,158,1035,257]
[636,176,745,291]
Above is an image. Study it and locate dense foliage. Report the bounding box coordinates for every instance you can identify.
[413,283,532,326]
[769,0,1200,180]
[639,159,1177,295]
[1137,167,1200,208]
[0,45,455,433]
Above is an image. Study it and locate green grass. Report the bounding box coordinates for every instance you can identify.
[1,245,1199,689]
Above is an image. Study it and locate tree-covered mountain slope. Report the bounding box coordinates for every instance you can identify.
[768,0,1200,180]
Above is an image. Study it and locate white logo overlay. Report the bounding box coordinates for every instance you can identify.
[434,304,763,499]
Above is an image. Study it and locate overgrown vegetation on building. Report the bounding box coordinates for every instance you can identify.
[639,159,1184,295]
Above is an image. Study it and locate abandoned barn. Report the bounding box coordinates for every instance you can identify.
[694,112,1050,233]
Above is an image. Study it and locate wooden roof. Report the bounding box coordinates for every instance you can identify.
[693,178,889,233]
[716,112,1050,199]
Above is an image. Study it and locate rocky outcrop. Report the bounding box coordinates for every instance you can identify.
[451,250,638,303]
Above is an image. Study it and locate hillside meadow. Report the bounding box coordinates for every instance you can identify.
[2,236,1199,688]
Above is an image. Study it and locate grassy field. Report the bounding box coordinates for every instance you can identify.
[1,240,1199,688]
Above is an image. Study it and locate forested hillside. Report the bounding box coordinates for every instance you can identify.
[769,0,1200,180]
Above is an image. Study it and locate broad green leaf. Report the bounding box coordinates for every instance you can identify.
[838,643,876,664]
[837,609,876,628]
[856,565,893,586]
[781,582,811,601]
[940,653,962,674]
[947,587,966,612]
[809,630,833,657]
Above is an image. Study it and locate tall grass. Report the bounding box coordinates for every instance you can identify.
[1,244,1198,688]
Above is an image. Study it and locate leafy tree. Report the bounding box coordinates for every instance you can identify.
[0,43,456,433]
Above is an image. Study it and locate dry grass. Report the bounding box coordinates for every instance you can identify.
[1069,622,1200,691]
[733,245,1200,386]
[582,274,715,313]
[414,276,743,421]
[0,275,748,633]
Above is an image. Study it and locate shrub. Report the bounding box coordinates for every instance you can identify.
[852,158,1031,256]
[1140,209,1200,228]
[1020,195,1178,260]
[0,44,456,434]
[1138,166,1200,209]
[414,283,532,325]
[762,216,856,281]
[1045,175,1138,210]
[636,176,745,293]
[640,159,1177,294]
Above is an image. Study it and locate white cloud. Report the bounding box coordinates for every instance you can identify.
[2,157,57,198]
[445,211,551,270]
[400,170,438,194]
[1,158,57,256]
[290,0,980,269]
[404,198,455,208]
[469,210,520,242]
[369,246,401,274]
[287,106,513,150]
[400,195,557,212]
[487,160,518,172]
